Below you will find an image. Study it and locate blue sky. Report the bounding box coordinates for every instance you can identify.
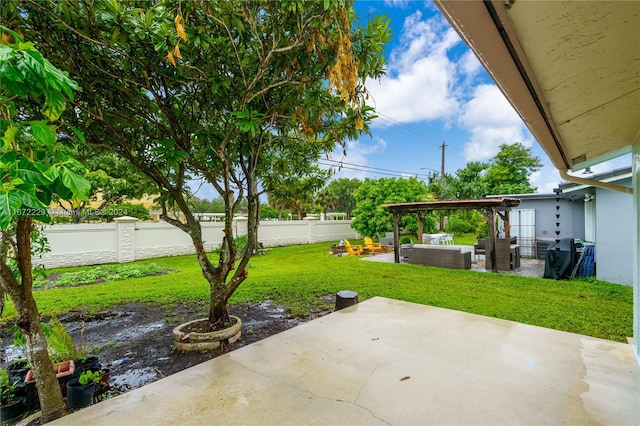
[320,0,631,194]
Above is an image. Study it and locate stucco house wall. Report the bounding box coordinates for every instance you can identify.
[514,196,585,241]
[594,178,633,286]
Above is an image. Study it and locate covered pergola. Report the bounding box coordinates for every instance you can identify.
[382,198,521,271]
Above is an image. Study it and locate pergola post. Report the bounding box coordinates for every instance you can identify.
[487,208,497,273]
[497,210,511,238]
[393,212,401,263]
[417,214,423,244]
[478,208,498,273]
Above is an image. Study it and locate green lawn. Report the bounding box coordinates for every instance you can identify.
[1,242,633,342]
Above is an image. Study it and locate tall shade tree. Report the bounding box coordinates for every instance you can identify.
[267,167,328,220]
[315,188,338,217]
[351,177,433,237]
[484,142,542,195]
[325,177,361,217]
[0,30,90,422]
[449,161,489,200]
[5,1,390,328]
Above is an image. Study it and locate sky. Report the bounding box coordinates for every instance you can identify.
[320,0,631,194]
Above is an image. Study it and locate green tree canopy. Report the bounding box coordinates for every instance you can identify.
[484,142,542,195]
[351,177,433,237]
[324,177,362,217]
[449,161,489,200]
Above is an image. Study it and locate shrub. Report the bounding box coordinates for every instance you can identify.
[400,235,413,244]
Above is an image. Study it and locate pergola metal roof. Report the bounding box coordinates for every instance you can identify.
[382,198,521,270]
[382,198,521,214]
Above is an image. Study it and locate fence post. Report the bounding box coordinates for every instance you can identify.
[233,216,248,237]
[114,216,138,263]
[304,216,318,244]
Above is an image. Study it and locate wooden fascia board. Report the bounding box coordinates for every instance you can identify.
[434,0,570,170]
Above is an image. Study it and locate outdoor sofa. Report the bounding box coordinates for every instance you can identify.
[405,245,472,270]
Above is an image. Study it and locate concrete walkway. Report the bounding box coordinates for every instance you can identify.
[53,297,638,425]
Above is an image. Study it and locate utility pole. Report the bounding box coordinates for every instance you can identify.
[439,141,447,231]
[440,141,446,181]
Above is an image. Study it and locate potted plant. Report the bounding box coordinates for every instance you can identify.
[1,367,26,422]
[66,370,103,410]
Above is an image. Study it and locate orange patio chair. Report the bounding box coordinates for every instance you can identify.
[364,237,383,253]
[343,239,364,256]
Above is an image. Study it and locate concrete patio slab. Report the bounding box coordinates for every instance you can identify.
[53,297,639,425]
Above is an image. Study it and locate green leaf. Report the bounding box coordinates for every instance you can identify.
[60,166,91,199]
[29,120,57,146]
[43,86,67,121]
[0,189,22,230]
[68,126,86,144]
[16,157,55,186]
[2,126,19,151]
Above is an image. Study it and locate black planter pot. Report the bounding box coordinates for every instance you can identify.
[7,359,30,383]
[92,368,111,397]
[1,396,26,422]
[66,378,96,410]
[74,356,101,377]
[24,381,39,411]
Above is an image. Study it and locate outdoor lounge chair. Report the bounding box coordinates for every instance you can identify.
[344,239,364,256]
[364,237,383,253]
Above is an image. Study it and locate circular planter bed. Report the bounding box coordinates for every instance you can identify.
[172,316,242,352]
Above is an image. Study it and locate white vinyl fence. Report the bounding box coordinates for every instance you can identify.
[34,217,358,268]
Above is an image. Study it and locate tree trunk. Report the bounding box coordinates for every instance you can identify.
[0,284,4,316]
[0,218,66,423]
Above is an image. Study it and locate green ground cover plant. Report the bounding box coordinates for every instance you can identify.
[1,242,632,342]
[33,263,170,289]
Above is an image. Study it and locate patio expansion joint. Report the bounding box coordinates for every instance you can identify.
[229,357,392,425]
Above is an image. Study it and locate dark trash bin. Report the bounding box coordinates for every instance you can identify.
[543,238,578,280]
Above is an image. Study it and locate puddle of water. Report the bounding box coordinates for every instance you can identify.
[2,344,25,363]
[258,300,286,318]
[111,367,160,389]
[111,321,165,341]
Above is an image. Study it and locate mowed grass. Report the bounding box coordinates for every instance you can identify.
[1,242,633,342]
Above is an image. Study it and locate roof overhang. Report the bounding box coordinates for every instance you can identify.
[435,1,640,172]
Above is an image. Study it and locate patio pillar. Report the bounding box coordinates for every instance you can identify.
[632,141,640,364]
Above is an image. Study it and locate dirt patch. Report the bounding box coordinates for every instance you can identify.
[0,297,336,407]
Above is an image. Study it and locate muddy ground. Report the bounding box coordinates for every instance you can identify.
[0,298,335,404]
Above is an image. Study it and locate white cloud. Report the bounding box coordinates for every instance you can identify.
[459,50,482,80]
[530,162,561,194]
[367,11,460,124]
[384,0,411,8]
[459,84,533,161]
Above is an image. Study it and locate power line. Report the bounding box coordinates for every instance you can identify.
[375,114,443,147]
[322,158,436,175]
[375,112,469,162]
[318,159,433,179]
